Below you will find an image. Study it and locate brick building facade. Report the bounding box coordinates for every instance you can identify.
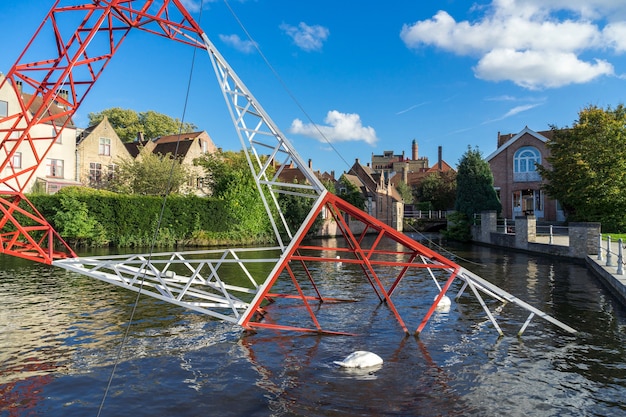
[486,126,564,222]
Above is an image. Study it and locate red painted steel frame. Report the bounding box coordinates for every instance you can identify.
[0,0,204,263]
[241,192,461,335]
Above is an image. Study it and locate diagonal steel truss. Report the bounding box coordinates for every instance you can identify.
[3,0,576,336]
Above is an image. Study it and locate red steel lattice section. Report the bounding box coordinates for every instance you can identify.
[240,192,461,335]
[0,0,205,263]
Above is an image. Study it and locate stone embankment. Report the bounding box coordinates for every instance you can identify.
[470,211,626,305]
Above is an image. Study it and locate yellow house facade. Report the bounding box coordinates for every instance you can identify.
[76,116,131,187]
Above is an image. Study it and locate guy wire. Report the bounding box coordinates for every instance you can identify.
[96,2,204,415]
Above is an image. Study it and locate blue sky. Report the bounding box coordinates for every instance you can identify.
[2,0,626,176]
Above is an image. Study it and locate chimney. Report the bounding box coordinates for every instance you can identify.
[412,139,418,160]
[438,146,442,171]
[56,89,69,109]
[16,80,23,94]
[403,163,408,184]
[308,159,312,169]
[136,131,144,143]
[330,170,335,180]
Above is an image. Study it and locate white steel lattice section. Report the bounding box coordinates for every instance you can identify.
[54,247,283,323]
[201,33,327,249]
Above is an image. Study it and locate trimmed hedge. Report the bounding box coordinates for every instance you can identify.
[27,187,273,248]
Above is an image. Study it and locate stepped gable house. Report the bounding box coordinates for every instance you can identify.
[343,158,404,231]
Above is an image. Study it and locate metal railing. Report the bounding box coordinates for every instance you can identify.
[597,235,625,275]
[536,224,568,244]
[404,210,447,220]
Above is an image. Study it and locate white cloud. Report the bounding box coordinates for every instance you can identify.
[475,49,613,89]
[396,102,429,115]
[280,22,329,52]
[218,34,256,54]
[400,0,624,89]
[485,103,542,123]
[289,110,378,145]
[603,22,626,52]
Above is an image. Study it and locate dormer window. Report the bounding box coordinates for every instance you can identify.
[0,100,7,118]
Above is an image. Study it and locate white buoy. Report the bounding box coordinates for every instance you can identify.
[333,351,383,368]
[435,295,452,312]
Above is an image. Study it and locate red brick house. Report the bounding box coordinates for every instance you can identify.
[486,126,564,222]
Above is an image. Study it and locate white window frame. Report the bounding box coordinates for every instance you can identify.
[11,152,22,169]
[0,100,7,118]
[99,137,111,156]
[513,146,541,182]
[46,158,64,178]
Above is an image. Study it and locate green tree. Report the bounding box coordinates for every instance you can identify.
[88,108,197,142]
[454,146,501,220]
[53,194,107,246]
[336,175,366,210]
[537,104,626,231]
[194,150,270,237]
[107,150,190,195]
[415,171,457,210]
[395,180,414,204]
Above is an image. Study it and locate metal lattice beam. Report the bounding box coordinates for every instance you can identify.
[5,1,576,336]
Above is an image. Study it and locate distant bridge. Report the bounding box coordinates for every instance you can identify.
[404,210,448,232]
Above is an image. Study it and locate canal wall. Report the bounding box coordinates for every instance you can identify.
[470,210,626,305]
[471,210,600,260]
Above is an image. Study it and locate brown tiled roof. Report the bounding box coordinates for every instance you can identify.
[426,159,454,173]
[22,92,75,128]
[153,140,194,158]
[154,131,204,143]
[275,164,336,185]
[123,142,139,158]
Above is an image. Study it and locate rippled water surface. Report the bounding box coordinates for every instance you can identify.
[2,236,626,416]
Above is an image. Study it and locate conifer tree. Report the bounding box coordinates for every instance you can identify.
[454,146,501,220]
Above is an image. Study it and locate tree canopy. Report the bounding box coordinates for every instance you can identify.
[395,180,414,204]
[415,171,457,210]
[106,150,190,195]
[537,104,626,232]
[88,108,197,142]
[336,175,366,210]
[194,150,271,237]
[454,146,501,219]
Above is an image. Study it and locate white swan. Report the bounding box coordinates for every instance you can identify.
[333,351,383,368]
[435,295,452,312]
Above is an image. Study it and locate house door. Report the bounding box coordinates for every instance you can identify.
[512,190,543,218]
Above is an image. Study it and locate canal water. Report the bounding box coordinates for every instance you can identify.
[1,235,626,416]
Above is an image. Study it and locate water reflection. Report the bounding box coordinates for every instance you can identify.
[2,239,626,416]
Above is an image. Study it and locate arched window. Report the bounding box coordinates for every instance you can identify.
[513,146,541,181]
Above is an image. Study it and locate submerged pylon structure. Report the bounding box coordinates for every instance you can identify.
[0,0,576,336]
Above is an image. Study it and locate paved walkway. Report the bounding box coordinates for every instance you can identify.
[586,238,626,304]
[521,233,626,304]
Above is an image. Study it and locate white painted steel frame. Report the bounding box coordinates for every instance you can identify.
[200,33,326,251]
[455,267,577,335]
[54,247,284,323]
